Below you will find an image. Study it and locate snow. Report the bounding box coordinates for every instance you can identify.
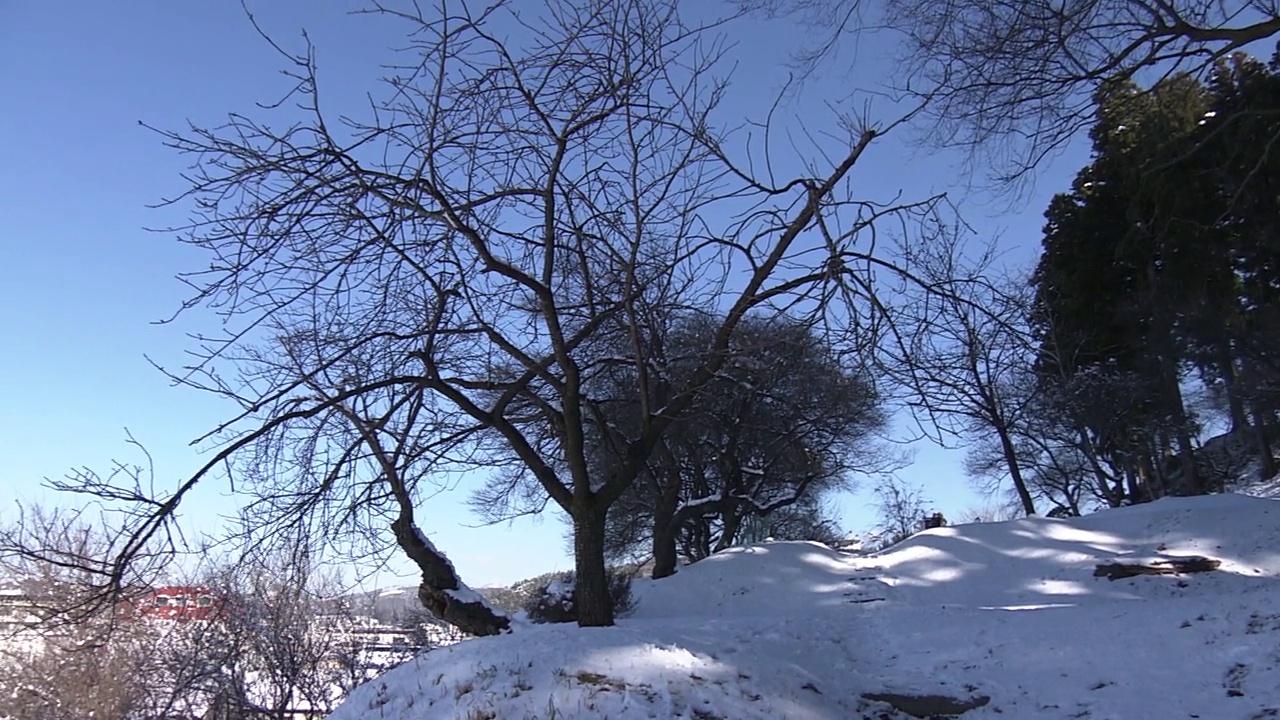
[412,525,459,577]
[329,491,1280,719]
[673,493,723,514]
[443,586,488,607]
[412,524,508,619]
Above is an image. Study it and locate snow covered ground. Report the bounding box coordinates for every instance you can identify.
[328,492,1280,719]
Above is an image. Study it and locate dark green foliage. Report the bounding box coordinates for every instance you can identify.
[521,569,635,625]
[1029,53,1280,502]
[591,312,888,577]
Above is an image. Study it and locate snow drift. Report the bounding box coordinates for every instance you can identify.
[328,492,1280,719]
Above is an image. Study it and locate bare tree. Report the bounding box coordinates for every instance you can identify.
[47,0,952,629]
[0,508,393,720]
[0,508,232,720]
[895,240,1040,515]
[227,329,513,636]
[0,620,156,720]
[870,475,931,547]
[209,543,366,719]
[3,446,178,623]
[741,0,1280,183]
[890,0,1280,181]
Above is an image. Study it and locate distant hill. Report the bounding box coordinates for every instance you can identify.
[340,581,537,625]
[339,585,428,625]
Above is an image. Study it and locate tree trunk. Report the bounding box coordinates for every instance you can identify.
[1150,432,1169,498]
[683,517,714,562]
[712,507,744,553]
[1172,425,1201,495]
[650,472,683,580]
[1159,354,1202,495]
[390,518,510,636]
[1148,262,1200,495]
[1076,428,1122,507]
[995,425,1036,516]
[1217,339,1249,432]
[652,521,679,580]
[698,518,713,559]
[572,502,614,627]
[1136,449,1158,502]
[1242,357,1276,479]
[1123,460,1141,505]
[1254,404,1277,479]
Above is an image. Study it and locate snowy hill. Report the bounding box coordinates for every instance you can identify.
[328,493,1280,719]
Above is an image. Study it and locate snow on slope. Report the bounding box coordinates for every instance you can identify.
[328,493,1280,719]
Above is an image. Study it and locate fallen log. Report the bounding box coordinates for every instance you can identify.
[861,691,991,718]
[1093,556,1221,581]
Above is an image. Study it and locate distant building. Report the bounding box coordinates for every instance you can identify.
[135,586,225,621]
[0,586,42,627]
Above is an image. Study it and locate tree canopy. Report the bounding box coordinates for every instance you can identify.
[32,0,955,630]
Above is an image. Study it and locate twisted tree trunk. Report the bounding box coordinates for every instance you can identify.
[392,518,510,637]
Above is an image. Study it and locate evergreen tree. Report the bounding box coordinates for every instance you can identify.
[1033,58,1280,490]
[1032,77,1220,497]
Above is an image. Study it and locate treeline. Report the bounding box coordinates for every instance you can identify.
[944,52,1280,515]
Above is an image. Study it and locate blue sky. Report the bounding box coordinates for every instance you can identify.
[0,2,1082,588]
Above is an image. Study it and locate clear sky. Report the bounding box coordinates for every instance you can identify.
[0,2,1083,589]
